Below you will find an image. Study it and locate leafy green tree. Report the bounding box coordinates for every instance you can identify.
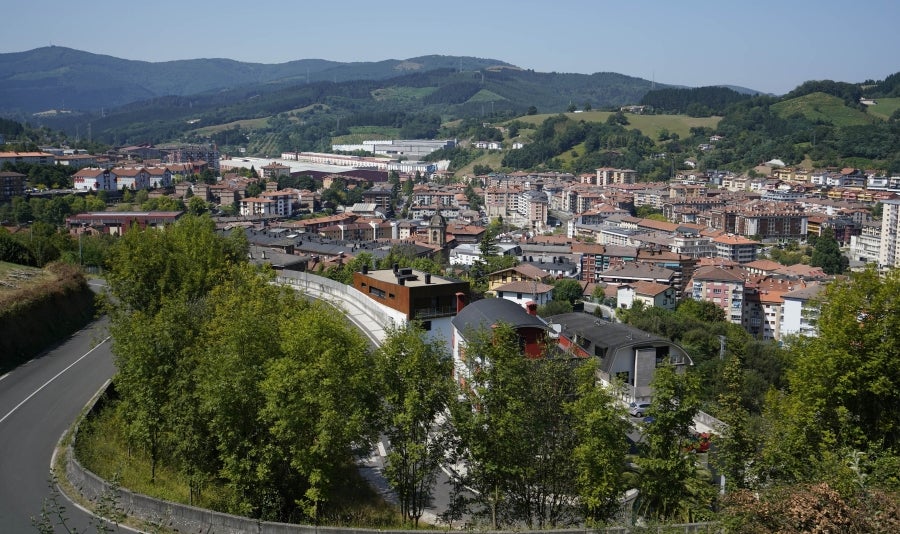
[261,302,380,522]
[196,265,297,518]
[552,278,583,305]
[569,358,630,522]
[451,324,583,528]
[714,355,758,491]
[375,323,454,527]
[526,106,538,116]
[756,267,900,491]
[636,364,711,521]
[810,227,848,274]
[187,196,209,216]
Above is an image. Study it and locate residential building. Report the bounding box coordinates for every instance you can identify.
[260,162,291,180]
[617,281,677,310]
[487,264,553,291]
[0,171,27,200]
[690,266,745,324]
[354,266,470,345]
[713,234,759,263]
[65,211,183,235]
[113,167,151,190]
[450,297,548,388]
[73,168,117,192]
[493,280,555,308]
[781,283,824,338]
[260,190,294,217]
[878,199,900,270]
[849,221,881,265]
[0,151,55,166]
[166,143,220,174]
[546,312,692,402]
[239,197,275,216]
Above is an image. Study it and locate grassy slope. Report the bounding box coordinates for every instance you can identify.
[0,261,53,303]
[864,97,900,120]
[771,92,876,126]
[513,111,721,139]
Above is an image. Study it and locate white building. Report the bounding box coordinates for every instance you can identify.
[879,199,900,270]
[781,284,824,338]
[73,168,117,192]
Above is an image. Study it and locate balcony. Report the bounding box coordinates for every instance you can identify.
[414,305,458,320]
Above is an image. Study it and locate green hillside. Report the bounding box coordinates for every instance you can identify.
[864,97,900,120]
[516,111,721,140]
[771,92,876,127]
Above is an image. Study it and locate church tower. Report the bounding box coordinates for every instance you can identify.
[428,211,447,247]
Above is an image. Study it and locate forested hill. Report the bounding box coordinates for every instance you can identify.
[0,46,514,114]
[29,63,665,147]
[640,86,752,116]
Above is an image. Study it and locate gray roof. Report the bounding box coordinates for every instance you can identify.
[546,312,668,351]
[452,298,548,338]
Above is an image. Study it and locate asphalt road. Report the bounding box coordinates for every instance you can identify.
[0,317,116,533]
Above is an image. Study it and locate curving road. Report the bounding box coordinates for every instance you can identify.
[0,317,116,533]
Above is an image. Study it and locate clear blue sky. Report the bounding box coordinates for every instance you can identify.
[3,0,898,95]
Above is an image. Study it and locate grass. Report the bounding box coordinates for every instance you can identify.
[332,126,403,144]
[75,400,406,528]
[455,150,505,177]
[511,111,721,140]
[371,86,435,102]
[466,88,506,103]
[0,261,54,301]
[864,96,900,120]
[191,117,270,136]
[771,92,876,127]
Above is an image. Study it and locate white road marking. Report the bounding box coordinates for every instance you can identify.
[0,336,110,425]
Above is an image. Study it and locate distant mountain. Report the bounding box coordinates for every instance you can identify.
[0,46,514,114]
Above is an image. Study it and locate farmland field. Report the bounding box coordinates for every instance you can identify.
[513,111,721,140]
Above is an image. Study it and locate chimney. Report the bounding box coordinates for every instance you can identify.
[456,292,466,313]
[526,301,538,316]
[425,273,431,284]
[398,278,405,286]
[362,264,368,275]
[393,263,399,273]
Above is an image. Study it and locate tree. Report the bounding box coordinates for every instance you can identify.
[714,355,757,491]
[756,267,900,491]
[568,358,630,522]
[553,278,584,305]
[451,324,584,528]
[527,106,538,116]
[261,302,380,522]
[567,103,577,113]
[104,215,247,483]
[635,365,712,521]
[375,323,454,527]
[193,266,300,518]
[187,196,209,216]
[810,227,848,274]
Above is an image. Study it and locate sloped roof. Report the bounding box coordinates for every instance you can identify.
[452,298,547,338]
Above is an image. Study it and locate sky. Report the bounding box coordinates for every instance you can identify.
[2,0,898,95]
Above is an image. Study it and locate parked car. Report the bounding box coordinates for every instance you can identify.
[629,402,651,417]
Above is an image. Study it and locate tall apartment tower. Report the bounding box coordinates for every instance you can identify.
[878,199,900,270]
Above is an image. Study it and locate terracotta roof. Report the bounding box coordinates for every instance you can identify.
[692,266,745,283]
[622,280,673,296]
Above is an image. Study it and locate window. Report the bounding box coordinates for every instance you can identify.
[369,286,386,298]
[517,293,523,299]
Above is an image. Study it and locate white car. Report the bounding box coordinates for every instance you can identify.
[629,402,651,417]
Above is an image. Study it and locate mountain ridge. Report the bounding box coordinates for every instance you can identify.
[0,46,517,114]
